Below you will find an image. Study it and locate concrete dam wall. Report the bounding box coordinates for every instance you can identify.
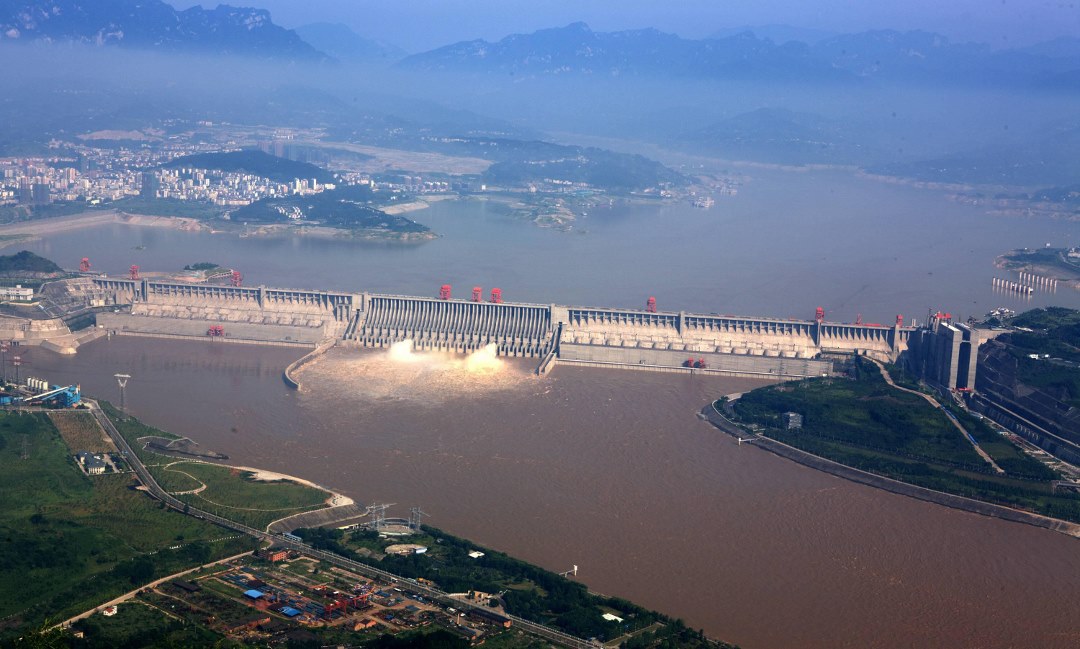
[88,278,359,347]
[63,277,915,377]
[351,294,555,358]
[558,306,908,366]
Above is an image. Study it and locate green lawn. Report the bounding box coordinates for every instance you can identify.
[99,402,331,530]
[734,363,985,469]
[0,412,254,640]
[170,461,330,530]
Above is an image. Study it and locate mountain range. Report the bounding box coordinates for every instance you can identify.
[0,0,326,60]
[401,22,1080,88]
[293,22,405,62]
[5,2,1080,91]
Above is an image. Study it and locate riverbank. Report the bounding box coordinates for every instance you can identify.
[0,210,208,250]
[703,397,1080,539]
[0,208,438,248]
[994,247,1080,289]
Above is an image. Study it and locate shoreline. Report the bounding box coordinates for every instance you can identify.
[0,210,207,248]
[700,403,1080,539]
[133,427,355,509]
[0,208,437,246]
[229,464,355,508]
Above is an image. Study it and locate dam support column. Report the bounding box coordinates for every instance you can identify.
[813,309,824,347]
[258,286,266,309]
[677,311,685,336]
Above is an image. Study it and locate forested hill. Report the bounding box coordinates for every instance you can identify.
[162,150,335,185]
[0,251,62,273]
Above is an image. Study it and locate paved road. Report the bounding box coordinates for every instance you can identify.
[868,360,1004,474]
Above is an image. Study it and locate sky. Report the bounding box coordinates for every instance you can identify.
[172,0,1080,52]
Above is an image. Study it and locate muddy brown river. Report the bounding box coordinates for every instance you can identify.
[27,338,1080,649]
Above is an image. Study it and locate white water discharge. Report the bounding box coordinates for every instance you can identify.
[301,343,530,405]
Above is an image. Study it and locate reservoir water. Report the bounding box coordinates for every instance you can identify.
[19,169,1080,322]
[18,168,1080,648]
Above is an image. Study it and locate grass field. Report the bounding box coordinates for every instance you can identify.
[169,461,331,530]
[48,411,114,454]
[0,412,254,640]
[98,402,331,530]
[68,601,229,648]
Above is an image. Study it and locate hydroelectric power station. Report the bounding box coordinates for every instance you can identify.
[20,274,921,381]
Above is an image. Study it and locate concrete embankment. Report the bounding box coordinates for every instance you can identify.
[557,357,794,381]
[558,342,832,379]
[283,341,335,389]
[96,312,326,347]
[701,403,1080,539]
[267,503,369,535]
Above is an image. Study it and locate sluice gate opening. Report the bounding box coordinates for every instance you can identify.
[351,295,555,358]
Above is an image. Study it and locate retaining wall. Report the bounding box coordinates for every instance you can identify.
[558,343,833,378]
[97,312,326,346]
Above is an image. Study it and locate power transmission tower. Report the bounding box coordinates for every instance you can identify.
[408,506,429,532]
[368,503,392,532]
[114,374,131,415]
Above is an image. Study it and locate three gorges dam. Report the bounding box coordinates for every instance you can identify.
[30,276,915,380]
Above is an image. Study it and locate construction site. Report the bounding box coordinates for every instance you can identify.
[133,551,516,646]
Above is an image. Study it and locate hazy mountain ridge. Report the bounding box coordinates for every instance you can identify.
[294,22,405,62]
[864,121,1080,187]
[679,107,879,165]
[0,0,327,60]
[401,22,852,82]
[402,22,1080,87]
